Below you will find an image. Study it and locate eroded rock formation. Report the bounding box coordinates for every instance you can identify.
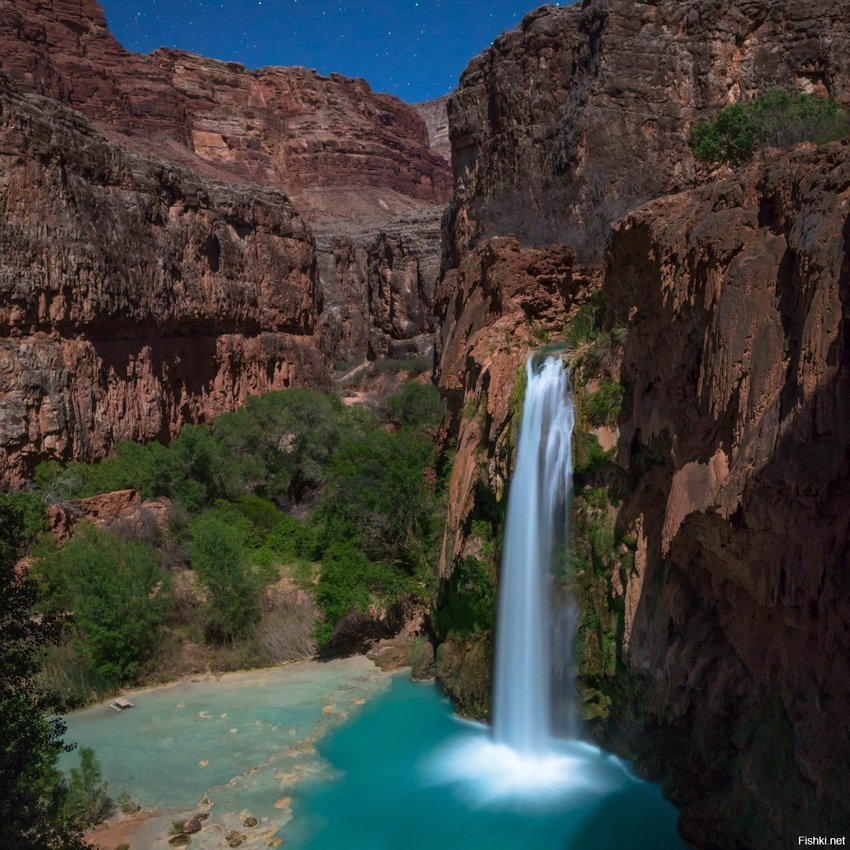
[0,75,327,485]
[415,96,451,163]
[0,0,450,218]
[604,141,850,847]
[0,0,452,479]
[446,0,850,262]
[433,1,850,845]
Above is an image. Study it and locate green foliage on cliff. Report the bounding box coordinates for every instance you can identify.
[584,378,625,427]
[690,90,850,167]
[433,556,497,640]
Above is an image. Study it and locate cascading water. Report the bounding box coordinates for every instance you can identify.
[492,354,575,753]
[426,352,610,803]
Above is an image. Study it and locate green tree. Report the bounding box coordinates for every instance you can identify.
[37,526,167,684]
[190,514,262,643]
[313,541,409,645]
[316,429,435,567]
[385,382,444,430]
[0,500,89,850]
[63,748,111,828]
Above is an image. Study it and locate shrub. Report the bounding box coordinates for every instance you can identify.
[313,541,411,645]
[385,382,444,430]
[690,90,850,167]
[63,748,112,827]
[0,491,46,542]
[433,557,496,639]
[36,526,168,684]
[584,379,625,426]
[189,514,262,644]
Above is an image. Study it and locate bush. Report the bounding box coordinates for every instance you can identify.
[63,748,112,827]
[584,379,624,426]
[0,491,46,542]
[314,429,435,567]
[433,557,496,639]
[385,382,444,429]
[690,90,850,167]
[189,514,263,644]
[36,526,168,684]
[313,541,411,646]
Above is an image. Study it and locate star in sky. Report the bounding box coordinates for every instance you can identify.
[99,0,571,102]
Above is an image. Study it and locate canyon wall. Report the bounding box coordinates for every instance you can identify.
[0,0,452,370]
[434,1,850,845]
[0,0,453,478]
[446,0,850,262]
[604,141,850,847]
[415,96,451,163]
[0,0,450,217]
[0,75,327,486]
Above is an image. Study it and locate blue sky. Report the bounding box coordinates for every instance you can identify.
[99,0,570,102]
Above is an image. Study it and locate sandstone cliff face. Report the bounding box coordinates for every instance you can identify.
[0,0,452,371]
[0,0,450,217]
[0,76,327,486]
[603,141,850,847]
[446,0,850,262]
[415,96,451,163]
[316,206,444,366]
[435,238,583,568]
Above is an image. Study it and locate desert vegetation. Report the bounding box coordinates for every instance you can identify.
[690,89,850,166]
[6,381,446,710]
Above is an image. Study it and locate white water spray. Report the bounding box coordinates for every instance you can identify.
[492,354,575,753]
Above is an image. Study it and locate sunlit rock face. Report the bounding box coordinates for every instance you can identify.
[0,75,328,486]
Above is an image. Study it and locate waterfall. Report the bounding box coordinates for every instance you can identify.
[492,354,575,754]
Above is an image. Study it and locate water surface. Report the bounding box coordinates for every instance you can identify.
[62,664,687,850]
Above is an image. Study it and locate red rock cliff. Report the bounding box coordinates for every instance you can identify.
[0,75,327,486]
[0,0,450,217]
[604,141,850,847]
[433,0,850,845]
[0,0,452,368]
[446,0,850,262]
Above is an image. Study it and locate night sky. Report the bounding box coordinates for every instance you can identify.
[98,0,571,103]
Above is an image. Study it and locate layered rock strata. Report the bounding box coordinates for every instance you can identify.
[446,0,850,262]
[0,0,452,370]
[0,0,450,215]
[604,141,850,847]
[0,75,327,486]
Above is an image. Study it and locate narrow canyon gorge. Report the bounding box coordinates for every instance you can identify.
[1,1,849,848]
